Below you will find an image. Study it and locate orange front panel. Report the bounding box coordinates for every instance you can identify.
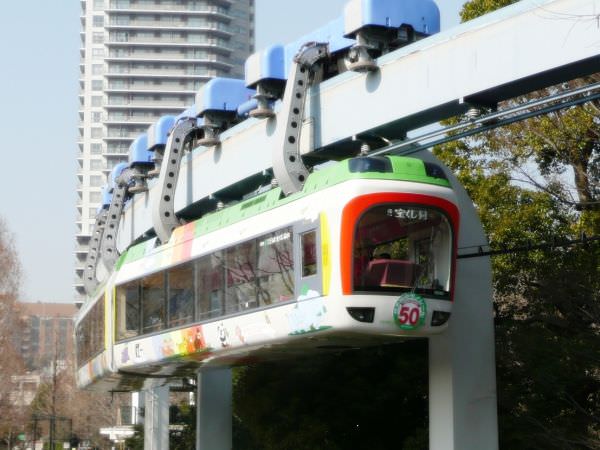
[340,193,460,296]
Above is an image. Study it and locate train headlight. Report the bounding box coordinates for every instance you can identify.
[424,162,448,180]
[347,307,375,323]
[431,311,451,326]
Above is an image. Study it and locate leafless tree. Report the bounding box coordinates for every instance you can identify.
[0,217,27,448]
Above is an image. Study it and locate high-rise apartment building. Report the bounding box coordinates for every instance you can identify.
[76,0,255,303]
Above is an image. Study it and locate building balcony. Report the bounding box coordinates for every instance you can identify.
[107,11,233,28]
[103,132,144,140]
[104,69,217,80]
[105,145,131,155]
[106,23,233,39]
[105,85,197,95]
[106,35,233,48]
[104,115,156,125]
[77,234,91,243]
[105,53,233,66]
[75,243,88,255]
[107,0,232,13]
[104,99,189,109]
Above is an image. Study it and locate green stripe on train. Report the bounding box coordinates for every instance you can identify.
[118,156,449,268]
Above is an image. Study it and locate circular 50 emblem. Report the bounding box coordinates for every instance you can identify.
[393,293,427,330]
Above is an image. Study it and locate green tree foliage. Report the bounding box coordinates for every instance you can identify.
[460,0,516,21]
[123,424,144,450]
[234,341,428,450]
[169,403,197,450]
[123,402,198,450]
[432,1,600,448]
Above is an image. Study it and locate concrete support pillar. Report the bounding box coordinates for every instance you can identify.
[419,151,499,450]
[196,368,232,450]
[144,385,169,450]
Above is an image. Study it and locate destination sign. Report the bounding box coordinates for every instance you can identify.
[259,231,291,247]
[387,208,428,221]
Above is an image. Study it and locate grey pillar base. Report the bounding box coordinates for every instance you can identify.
[419,150,498,450]
[144,385,169,450]
[196,368,232,450]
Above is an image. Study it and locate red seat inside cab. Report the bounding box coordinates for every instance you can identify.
[366,259,417,288]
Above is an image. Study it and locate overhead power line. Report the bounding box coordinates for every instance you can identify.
[458,233,600,259]
[368,81,600,157]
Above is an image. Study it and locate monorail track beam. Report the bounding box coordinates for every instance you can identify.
[115,0,600,254]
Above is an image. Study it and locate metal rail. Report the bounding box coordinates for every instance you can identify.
[369,82,600,157]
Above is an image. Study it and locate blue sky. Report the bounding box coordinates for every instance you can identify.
[0,0,464,302]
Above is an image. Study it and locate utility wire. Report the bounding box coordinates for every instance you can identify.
[368,81,600,157]
[458,233,600,259]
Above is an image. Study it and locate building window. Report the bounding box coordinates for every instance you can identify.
[92,112,102,123]
[90,175,103,187]
[92,32,104,44]
[91,96,103,107]
[91,143,102,154]
[92,80,103,91]
[92,64,104,75]
[91,127,102,138]
[92,48,105,59]
[90,159,103,171]
[90,192,102,203]
[93,15,104,27]
[93,0,105,10]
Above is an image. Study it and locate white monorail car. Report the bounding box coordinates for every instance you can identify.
[75,156,459,390]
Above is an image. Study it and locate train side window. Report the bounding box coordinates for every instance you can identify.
[91,298,104,358]
[196,252,224,321]
[75,322,86,365]
[225,240,258,315]
[257,228,294,305]
[76,296,105,365]
[167,262,195,328]
[301,230,317,277]
[141,272,166,334]
[116,280,141,341]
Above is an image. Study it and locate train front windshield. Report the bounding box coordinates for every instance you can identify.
[354,204,453,299]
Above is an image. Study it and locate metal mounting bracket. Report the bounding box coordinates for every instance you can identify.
[100,171,131,271]
[272,42,329,196]
[83,209,107,296]
[151,117,199,243]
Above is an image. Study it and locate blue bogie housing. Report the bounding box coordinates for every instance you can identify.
[96,185,112,214]
[194,78,255,117]
[101,185,112,208]
[128,133,152,167]
[245,44,286,88]
[343,0,440,37]
[147,115,176,150]
[284,16,354,74]
[242,0,439,90]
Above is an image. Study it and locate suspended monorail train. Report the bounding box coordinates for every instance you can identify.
[75,155,459,390]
